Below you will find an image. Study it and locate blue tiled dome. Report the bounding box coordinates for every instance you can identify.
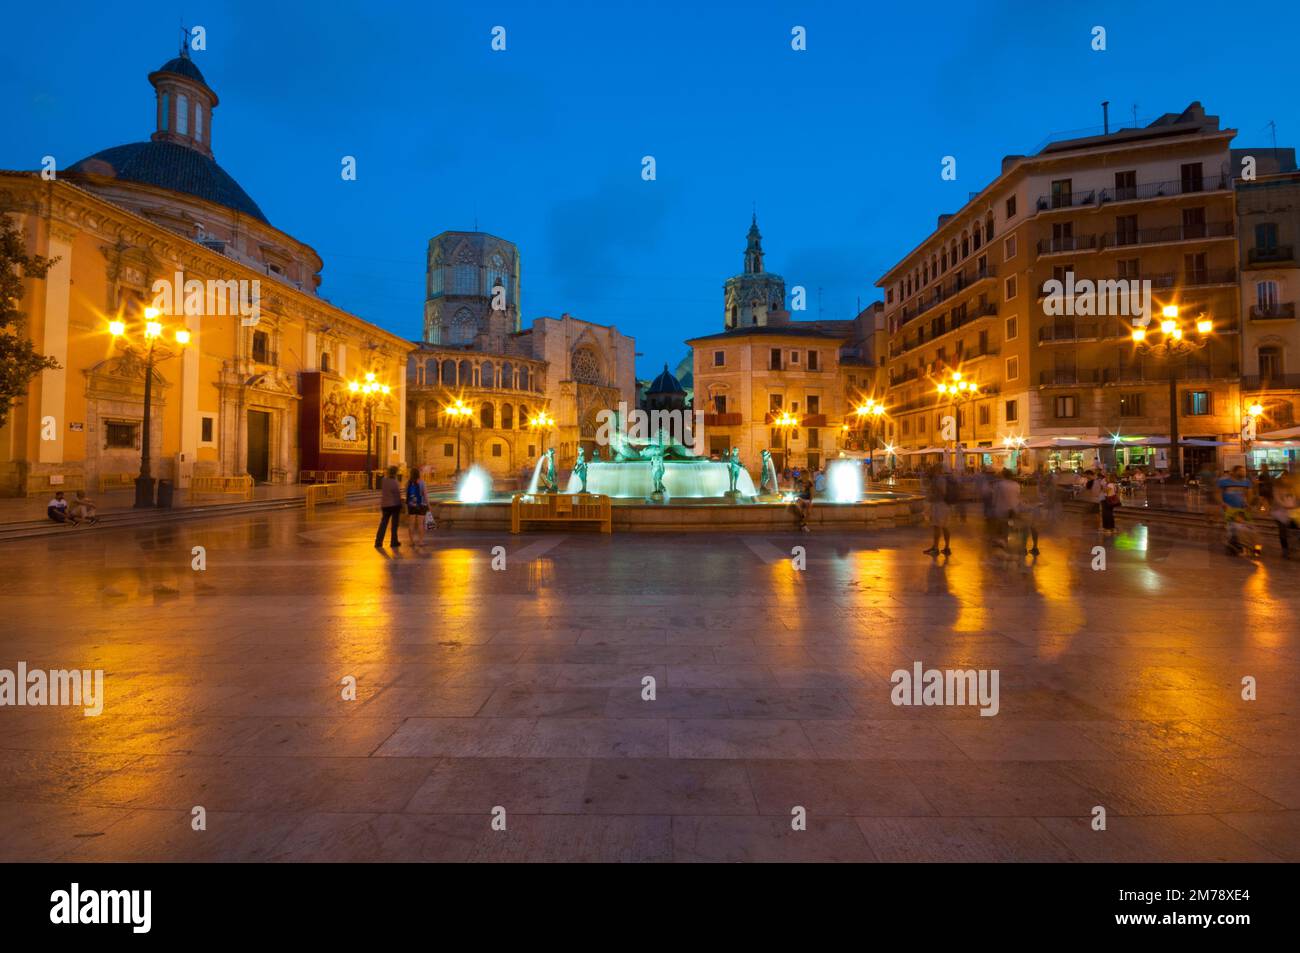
[67,140,269,224]
[647,363,685,395]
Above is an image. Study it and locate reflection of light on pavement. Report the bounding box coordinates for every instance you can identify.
[1030,545,1085,655]
[1243,569,1284,648]
[942,553,993,633]
[1113,524,1148,552]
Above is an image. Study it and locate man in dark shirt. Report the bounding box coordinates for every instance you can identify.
[375,466,403,548]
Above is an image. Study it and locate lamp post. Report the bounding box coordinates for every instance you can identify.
[1130,304,1214,481]
[445,398,474,477]
[772,410,800,476]
[1243,400,1264,467]
[109,308,190,508]
[348,372,390,489]
[853,399,887,473]
[936,370,979,472]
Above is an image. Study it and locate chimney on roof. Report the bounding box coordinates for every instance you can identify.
[1102,101,1110,135]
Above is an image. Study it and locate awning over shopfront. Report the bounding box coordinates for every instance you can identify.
[1260,426,1300,439]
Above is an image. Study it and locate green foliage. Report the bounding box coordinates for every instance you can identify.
[0,215,60,430]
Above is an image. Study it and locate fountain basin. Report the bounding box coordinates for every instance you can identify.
[426,492,922,532]
[563,460,758,499]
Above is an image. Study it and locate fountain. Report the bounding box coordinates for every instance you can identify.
[827,458,865,503]
[563,459,757,499]
[456,465,492,503]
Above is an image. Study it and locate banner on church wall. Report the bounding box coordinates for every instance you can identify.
[320,377,390,453]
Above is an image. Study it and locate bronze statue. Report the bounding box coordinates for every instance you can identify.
[575,447,589,493]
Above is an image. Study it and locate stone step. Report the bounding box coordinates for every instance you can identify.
[0,491,380,543]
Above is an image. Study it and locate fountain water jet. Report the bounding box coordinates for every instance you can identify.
[456,465,492,503]
[827,458,864,503]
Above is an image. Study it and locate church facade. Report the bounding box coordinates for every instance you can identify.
[0,45,410,497]
[690,217,884,473]
[407,231,636,482]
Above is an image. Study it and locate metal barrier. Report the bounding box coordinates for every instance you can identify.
[511,492,612,534]
[190,474,255,501]
[97,473,135,492]
[305,482,347,513]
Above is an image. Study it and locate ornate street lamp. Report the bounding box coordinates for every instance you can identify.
[109,307,190,508]
[935,370,979,470]
[445,398,474,476]
[1242,400,1265,463]
[1129,304,1213,480]
[527,409,556,459]
[772,410,800,473]
[348,371,390,489]
[853,399,887,473]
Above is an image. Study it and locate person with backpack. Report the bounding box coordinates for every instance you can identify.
[405,465,429,550]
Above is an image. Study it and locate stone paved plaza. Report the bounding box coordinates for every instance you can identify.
[1,502,1297,862]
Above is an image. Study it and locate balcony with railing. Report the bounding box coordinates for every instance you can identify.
[1250,302,1297,320]
[1036,234,1099,256]
[1038,321,1102,343]
[1243,373,1300,391]
[896,265,997,324]
[1038,368,1102,386]
[1037,189,1097,211]
[1100,221,1234,249]
[702,413,743,427]
[1247,245,1295,266]
[1036,175,1232,212]
[1037,267,1237,299]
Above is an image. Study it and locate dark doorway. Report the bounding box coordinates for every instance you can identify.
[246,410,270,482]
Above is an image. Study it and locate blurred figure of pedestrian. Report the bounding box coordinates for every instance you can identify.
[1217,464,1259,557]
[922,465,953,556]
[1271,471,1298,559]
[375,465,403,549]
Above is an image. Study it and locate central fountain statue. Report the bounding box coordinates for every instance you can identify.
[560,411,760,500]
[574,447,589,493]
[542,447,558,493]
[759,448,777,495]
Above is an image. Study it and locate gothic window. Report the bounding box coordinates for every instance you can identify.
[572,347,602,385]
[449,308,477,344]
[452,265,477,295]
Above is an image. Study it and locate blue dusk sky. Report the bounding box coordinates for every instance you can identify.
[3,0,1297,377]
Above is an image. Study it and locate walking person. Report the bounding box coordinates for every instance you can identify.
[1100,471,1122,535]
[1269,471,1298,559]
[375,465,403,549]
[922,465,953,556]
[1217,464,1258,557]
[405,465,428,549]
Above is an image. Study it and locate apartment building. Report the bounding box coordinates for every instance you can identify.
[878,103,1248,475]
[1235,160,1300,469]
